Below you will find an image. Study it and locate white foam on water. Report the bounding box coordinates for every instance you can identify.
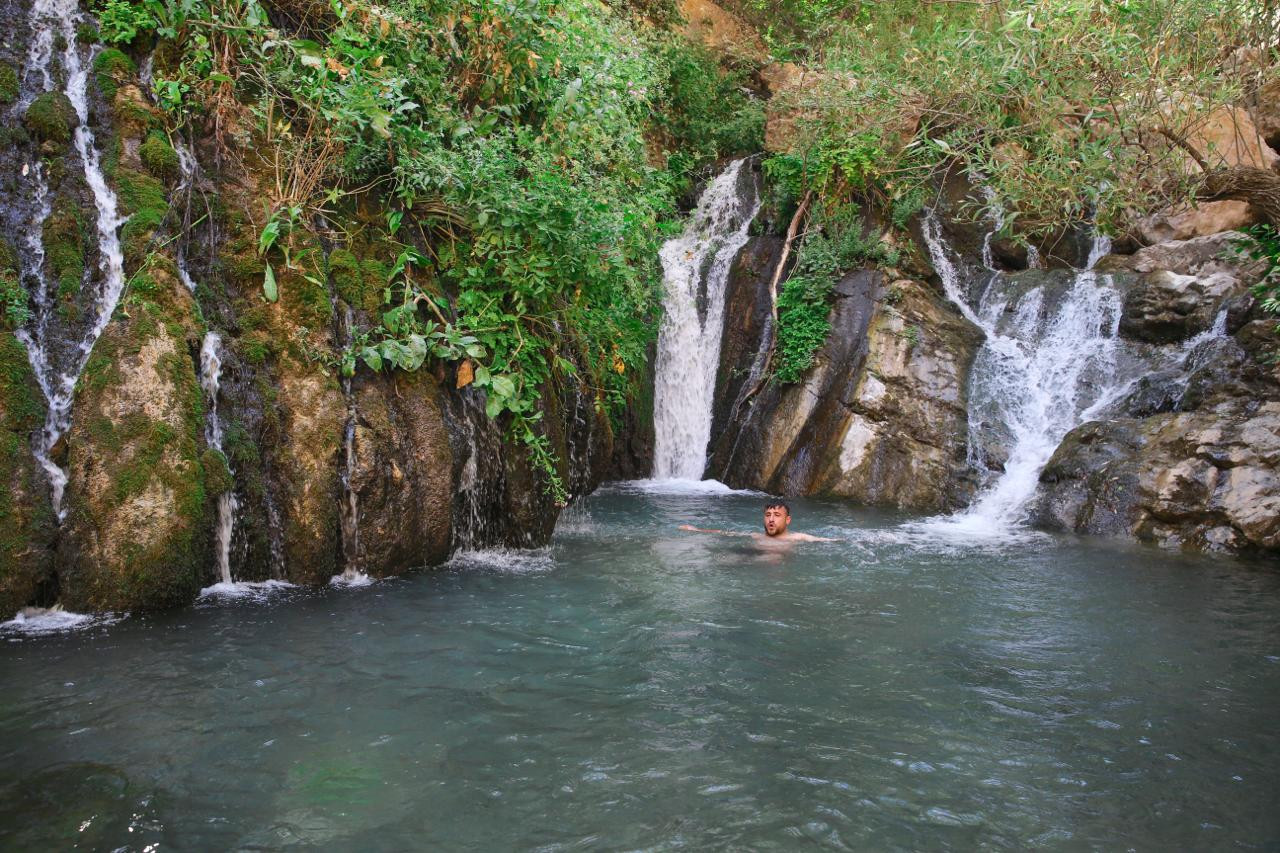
[651,159,761,480]
[602,478,762,496]
[199,580,297,600]
[446,548,555,575]
[1,607,122,636]
[330,571,374,588]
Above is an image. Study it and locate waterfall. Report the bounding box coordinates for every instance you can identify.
[200,332,238,585]
[921,210,1129,531]
[174,143,199,292]
[15,0,128,520]
[334,304,369,584]
[651,158,760,480]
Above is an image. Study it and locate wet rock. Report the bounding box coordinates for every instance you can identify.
[0,331,56,615]
[708,264,982,511]
[350,371,453,574]
[1119,269,1239,343]
[1137,201,1256,245]
[59,269,210,611]
[1033,419,1146,537]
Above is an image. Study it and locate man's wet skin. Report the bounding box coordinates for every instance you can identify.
[677,503,838,543]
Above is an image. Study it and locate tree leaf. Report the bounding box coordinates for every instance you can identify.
[456,358,474,388]
[262,263,278,302]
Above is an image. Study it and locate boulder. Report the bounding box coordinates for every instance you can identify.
[1250,77,1280,150]
[1179,105,1279,173]
[1119,269,1240,343]
[59,269,210,611]
[349,371,454,575]
[676,0,767,65]
[1137,200,1255,245]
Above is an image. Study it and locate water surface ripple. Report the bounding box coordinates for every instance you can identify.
[2,490,1278,849]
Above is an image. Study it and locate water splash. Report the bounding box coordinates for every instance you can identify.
[200,332,239,585]
[921,210,1127,531]
[651,159,760,480]
[15,0,129,519]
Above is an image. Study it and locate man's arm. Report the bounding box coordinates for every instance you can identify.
[677,524,753,537]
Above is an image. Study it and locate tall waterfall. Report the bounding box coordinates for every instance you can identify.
[921,210,1129,530]
[651,159,760,480]
[16,0,128,519]
[200,333,238,585]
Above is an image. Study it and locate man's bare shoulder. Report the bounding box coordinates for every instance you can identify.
[779,531,839,542]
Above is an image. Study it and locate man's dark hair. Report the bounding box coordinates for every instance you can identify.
[765,501,790,514]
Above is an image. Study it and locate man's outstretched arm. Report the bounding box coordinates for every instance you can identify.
[677,524,753,537]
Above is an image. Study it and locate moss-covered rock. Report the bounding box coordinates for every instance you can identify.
[113,167,168,271]
[201,447,234,496]
[0,241,29,330]
[0,62,19,106]
[23,91,76,146]
[92,47,136,101]
[328,248,386,314]
[139,130,180,184]
[59,264,210,612]
[43,196,88,319]
[0,332,56,615]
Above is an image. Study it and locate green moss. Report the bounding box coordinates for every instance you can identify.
[76,21,99,44]
[280,264,333,329]
[0,241,28,330]
[240,332,272,365]
[43,197,87,319]
[0,332,55,603]
[139,130,180,183]
[327,249,365,309]
[201,448,234,495]
[113,168,168,270]
[0,63,18,105]
[23,91,75,145]
[92,47,136,101]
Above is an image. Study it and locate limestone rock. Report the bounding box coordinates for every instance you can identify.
[1179,105,1279,173]
[1137,200,1255,245]
[676,0,767,65]
[59,274,210,611]
[0,332,56,615]
[707,246,982,511]
[350,372,453,574]
[1119,269,1240,343]
[1250,77,1280,149]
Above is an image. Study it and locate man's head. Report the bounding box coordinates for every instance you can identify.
[763,501,791,537]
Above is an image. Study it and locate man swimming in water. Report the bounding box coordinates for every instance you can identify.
[678,501,838,542]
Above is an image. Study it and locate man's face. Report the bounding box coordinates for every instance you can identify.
[763,506,790,537]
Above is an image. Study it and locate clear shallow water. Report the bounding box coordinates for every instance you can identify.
[2,488,1279,850]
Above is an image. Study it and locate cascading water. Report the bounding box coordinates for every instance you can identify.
[15,0,129,519]
[922,210,1129,531]
[651,159,760,481]
[200,332,238,585]
[334,302,369,584]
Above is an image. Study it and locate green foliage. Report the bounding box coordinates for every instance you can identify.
[775,204,898,383]
[768,0,1270,237]
[23,91,75,145]
[1235,224,1280,358]
[93,47,136,100]
[0,63,18,105]
[96,0,156,44]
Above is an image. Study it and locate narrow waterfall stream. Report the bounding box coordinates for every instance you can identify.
[921,210,1128,531]
[651,159,760,481]
[15,0,128,519]
[199,332,239,586]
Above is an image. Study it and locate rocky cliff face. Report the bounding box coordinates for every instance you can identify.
[0,15,609,614]
[705,233,983,511]
[1034,232,1280,553]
